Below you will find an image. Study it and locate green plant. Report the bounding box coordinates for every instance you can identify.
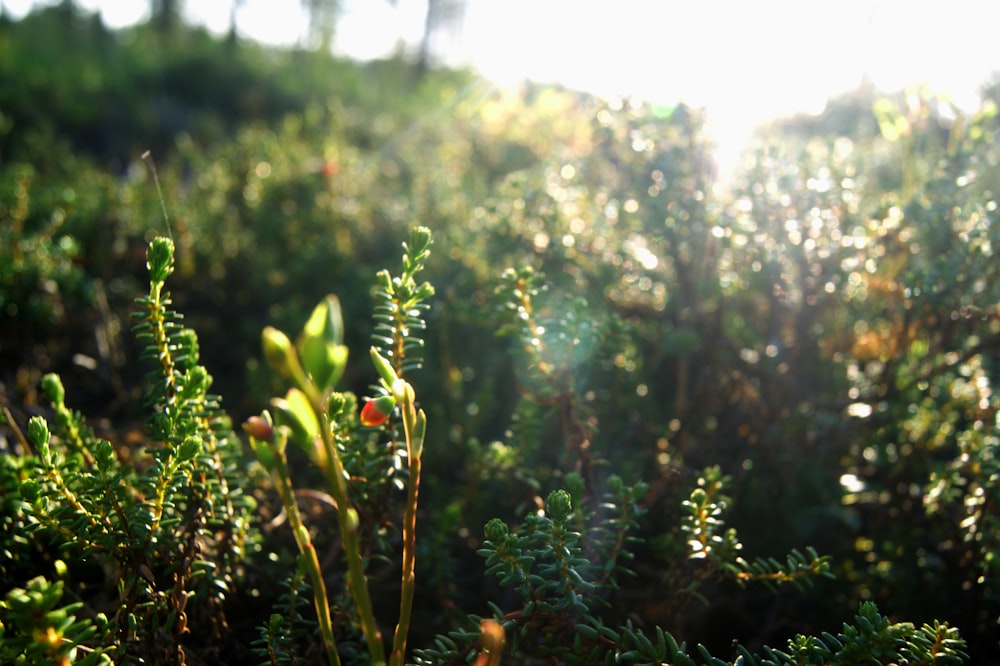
[0,170,93,354]
[414,475,963,665]
[2,13,997,654]
[0,575,111,665]
[0,226,976,665]
[1,237,255,664]
[245,227,434,665]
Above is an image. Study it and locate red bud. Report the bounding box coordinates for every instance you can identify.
[242,414,274,441]
[360,395,396,427]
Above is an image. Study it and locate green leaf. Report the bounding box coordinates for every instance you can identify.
[297,295,348,393]
[271,387,320,455]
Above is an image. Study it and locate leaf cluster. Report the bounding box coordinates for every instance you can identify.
[681,466,833,592]
[2,238,256,664]
[415,470,964,666]
[0,576,111,666]
[372,226,435,378]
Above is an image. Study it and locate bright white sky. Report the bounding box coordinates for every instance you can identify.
[4,0,1000,170]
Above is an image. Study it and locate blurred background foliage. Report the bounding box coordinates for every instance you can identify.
[1,2,998,661]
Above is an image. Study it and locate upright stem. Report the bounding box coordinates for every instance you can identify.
[318,411,385,664]
[272,452,341,666]
[390,401,425,666]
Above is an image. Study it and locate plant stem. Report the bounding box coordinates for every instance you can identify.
[389,402,424,666]
[318,411,385,664]
[272,451,341,666]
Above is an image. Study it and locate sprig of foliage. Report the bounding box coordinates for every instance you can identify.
[494,266,613,495]
[250,564,315,666]
[372,226,435,378]
[249,228,434,665]
[4,237,256,664]
[414,479,646,664]
[0,576,111,666]
[0,216,975,664]
[0,171,92,337]
[682,466,833,591]
[416,484,965,665]
[739,602,968,666]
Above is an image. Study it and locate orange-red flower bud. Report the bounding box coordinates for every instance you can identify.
[360,395,396,427]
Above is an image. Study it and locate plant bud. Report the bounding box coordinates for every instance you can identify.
[478,618,505,661]
[262,326,296,377]
[391,377,415,405]
[344,507,360,533]
[41,373,65,405]
[326,392,347,418]
[360,395,396,427]
[177,436,202,463]
[545,489,572,522]
[27,416,50,448]
[484,518,509,542]
[411,408,427,458]
[146,237,175,283]
[370,346,399,387]
[242,414,274,442]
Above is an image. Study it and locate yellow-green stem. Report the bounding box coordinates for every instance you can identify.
[389,402,423,666]
[318,411,385,664]
[273,452,341,666]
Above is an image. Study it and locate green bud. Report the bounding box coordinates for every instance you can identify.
[411,408,427,458]
[19,480,40,501]
[392,377,415,405]
[414,281,436,300]
[408,225,433,253]
[375,269,393,291]
[95,438,115,466]
[370,346,399,387]
[146,237,175,284]
[41,373,64,406]
[563,472,585,504]
[262,327,297,378]
[326,392,348,419]
[484,518,509,542]
[177,436,201,463]
[344,507,360,533]
[545,490,573,522]
[179,366,210,400]
[27,416,50,449]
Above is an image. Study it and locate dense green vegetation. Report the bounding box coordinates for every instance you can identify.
[1,4,998,664]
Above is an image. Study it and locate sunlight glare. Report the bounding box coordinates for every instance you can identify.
[7,0,1000,179]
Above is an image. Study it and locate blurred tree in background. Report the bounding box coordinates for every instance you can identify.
[416,0,466,73]
[150,0,180,33]
[301,0,339,51]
